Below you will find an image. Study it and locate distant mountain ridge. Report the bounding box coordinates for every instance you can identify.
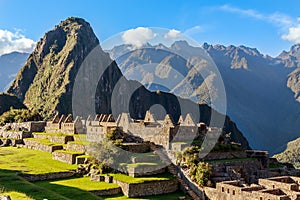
[0,52,28,91]
[109,41,300,154]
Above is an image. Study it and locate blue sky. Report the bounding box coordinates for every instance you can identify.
[0,0,300,56]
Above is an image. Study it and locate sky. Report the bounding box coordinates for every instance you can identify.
[0,0,300,57]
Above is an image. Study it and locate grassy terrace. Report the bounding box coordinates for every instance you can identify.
[110,173,174,184]
[0,147,77,174]
[125,162,164,168]
[24,138,62,147]
[54,150,84,154]
[0,146,187,199]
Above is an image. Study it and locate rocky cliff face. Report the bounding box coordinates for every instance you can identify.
[6,17,250,149]
[277,44,300,102]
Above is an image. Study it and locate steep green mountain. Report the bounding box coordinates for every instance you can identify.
[0,52,28,91]
[0,93,26,115]
[109,42,300,154]
[8,17,99,119]
[6,17,250,149]
[273,137,300,168]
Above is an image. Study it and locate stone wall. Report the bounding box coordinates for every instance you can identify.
[204,152,247,161]
[126,166,166,177]
[49,135,74,144]
[52,151,84,164]
[90,188,122,196]
[210,159,262,184]
[113,179,178,197]
[22,171,75,182]
[131,154,160,163]
[204,181,292,200]
[121,143,149,153]
[67,142,86,153]
[5,121,46,132]
[86,126,106,142]
[259,177,299,192]
[0,138,23,146]
[23,139,63,153]
[1,130,31,139]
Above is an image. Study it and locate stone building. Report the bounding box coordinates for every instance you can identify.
[85,114,117,142]
[45,114,84,134]
[204,176,300,200]
[116,111,208,150]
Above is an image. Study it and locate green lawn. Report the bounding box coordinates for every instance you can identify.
[110,173,174,184]
[0,147,77,174]
[24,138,62,147]
[36,176,120,191]
[0,147,188,200]
[1,191,34,200]
[102,192,189,200]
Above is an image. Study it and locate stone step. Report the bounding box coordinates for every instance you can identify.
[23,138,63,153]
[52,150,84,164]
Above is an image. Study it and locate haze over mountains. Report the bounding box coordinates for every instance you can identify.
[109,42,300,154]
[0,52,28,91]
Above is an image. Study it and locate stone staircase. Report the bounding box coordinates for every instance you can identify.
[149,142,202,200]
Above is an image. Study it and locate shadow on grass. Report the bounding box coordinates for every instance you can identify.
[0,169,104,200]
[102,191,189,200]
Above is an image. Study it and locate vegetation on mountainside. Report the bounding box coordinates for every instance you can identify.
[8,17,100,120]
[176,146,212,186]
[0,93,26,116]
[273,137,300,169]
[0,108,41,125]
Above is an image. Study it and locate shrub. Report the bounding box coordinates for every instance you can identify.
[0,108,42,125]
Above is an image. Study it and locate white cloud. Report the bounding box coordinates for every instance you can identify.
[164,29,181,39]
[219,5,293,28]
[184,26,202,36]
[0,29,35,55]
[282,23,300,43]
[122,27,157,48]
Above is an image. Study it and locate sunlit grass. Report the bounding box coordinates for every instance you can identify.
[0,147,76,174]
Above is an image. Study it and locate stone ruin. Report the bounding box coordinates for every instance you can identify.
[116,111,209,151]
[204,176,300,200]
[45,113,83,134]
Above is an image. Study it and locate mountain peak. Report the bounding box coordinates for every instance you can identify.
[277,43,300,68]
[7,17,100,119]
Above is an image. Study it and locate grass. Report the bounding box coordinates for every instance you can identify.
[131,152,157,158]
[0,147,77,174]
[0,171,72,200]
[110,173,174,184]
[68,140,90,145]
[54,150,84,155]
[206,157,256,163]
[102,191,189,200]
[126,162,164,168]
[269,163,284,169]
[77,155,92,159]
[36,176,120,191]
[1,191,34,200]
[24,138,62,147]
[0,146,186,199]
